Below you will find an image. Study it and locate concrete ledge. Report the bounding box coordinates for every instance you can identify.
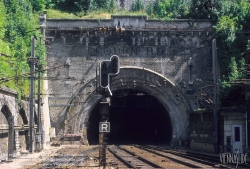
[190,140,215,153]
[0,86,17,96]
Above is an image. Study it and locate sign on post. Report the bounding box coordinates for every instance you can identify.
[99,122,110,132]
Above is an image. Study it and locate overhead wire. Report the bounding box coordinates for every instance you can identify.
[0,64,65,83]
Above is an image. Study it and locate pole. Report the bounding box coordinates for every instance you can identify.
[246,78,250,151]
[246,56,250,150]
[246,111,248,150]
[99,99,109,167]
[36,35,43,151]
[212,39,218,153]
[36,62,42,151]
[29,36,36,153]
[8,116,14,160]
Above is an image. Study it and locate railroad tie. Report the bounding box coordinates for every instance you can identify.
[136,163,144,168]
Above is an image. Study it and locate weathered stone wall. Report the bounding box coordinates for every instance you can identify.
[190,109,247,153]
[0,87,18,159]
[42,14,213,144]
[0,86,38,159]
[40,15,212,143]
[190,111,215,153]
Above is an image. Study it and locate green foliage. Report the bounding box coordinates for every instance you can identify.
[0,0,45,99]
[208,0,250,106]
[214,16,237,44]
[219,56,245,106]
[92,0,108,9]
[0,1,6,38]
[47,9,79,18]
[89,0,98,11]
[188,0,212,19]
[52,0,90,12]
[146,0,189,19]
[131,0,144,12]
[247,40,250,51]
[31,0,46,12]
[108,0,117,12]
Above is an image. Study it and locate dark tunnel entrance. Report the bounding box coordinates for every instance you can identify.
[87,89,172,145]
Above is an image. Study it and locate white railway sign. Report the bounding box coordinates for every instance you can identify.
[99,122,110,132]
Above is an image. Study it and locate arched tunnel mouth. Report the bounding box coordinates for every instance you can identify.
[87,89,172,145]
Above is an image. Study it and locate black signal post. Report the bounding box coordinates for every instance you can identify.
[98,55,120,168]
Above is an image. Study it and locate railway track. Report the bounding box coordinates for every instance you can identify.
[133,144,250,169]
[108,145,163,168]
[18,144,250,168]
[23,145,99,169]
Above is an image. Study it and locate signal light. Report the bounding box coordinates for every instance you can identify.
[102,62,107,71]
[101,62,108,88]
[99,55,120,88]
[101,73,108,86]
[112,68,117,73]
[111,57,118,74]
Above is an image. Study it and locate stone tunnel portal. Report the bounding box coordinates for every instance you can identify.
[87,89,172,145]
[72,67,189,146]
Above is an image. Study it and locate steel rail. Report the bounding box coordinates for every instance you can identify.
[134,145,229,168]
[108,145,163,169]
[142,145,250,168]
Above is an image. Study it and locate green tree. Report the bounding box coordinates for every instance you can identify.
[146,0,189,19]
[93,0,108,9]
[52,0,90,12]
[108,0,117,12]
[1,0,45,98]
[247,40,250,50]
[31,0,46,12]
[131,0,144,12]
[211,0,250,106]
[188,0,212,19]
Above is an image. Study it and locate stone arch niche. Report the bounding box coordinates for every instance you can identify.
[0,105,14,159]
[17,108,29,152]
[34,110,38,125]
[66,66,191,145]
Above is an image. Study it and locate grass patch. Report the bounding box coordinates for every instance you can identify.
[46,9,151,19]
[79,9,112,19]
[115,10,147,16]
[46,9,78,19]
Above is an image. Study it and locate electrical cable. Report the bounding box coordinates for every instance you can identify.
[0,64,65,83]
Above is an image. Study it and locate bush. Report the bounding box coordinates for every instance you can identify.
[131,0,144,12]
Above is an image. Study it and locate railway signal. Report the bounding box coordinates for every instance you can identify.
[101,62,108,87]
[98,55,119,167]
[99,55,120,95]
